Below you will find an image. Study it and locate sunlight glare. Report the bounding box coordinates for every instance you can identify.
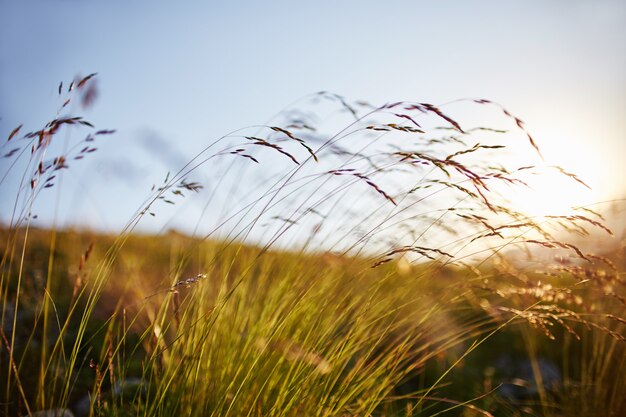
[503,132,603,218]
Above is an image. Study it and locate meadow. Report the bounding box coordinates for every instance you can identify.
[1,75,624,417]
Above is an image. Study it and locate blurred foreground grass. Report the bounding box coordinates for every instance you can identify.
[1,75,625,416]
[1,226,624,417]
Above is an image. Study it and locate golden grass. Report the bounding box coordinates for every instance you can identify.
[0,75,624,416]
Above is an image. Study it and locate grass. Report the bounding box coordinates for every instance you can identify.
[0,75,624,416]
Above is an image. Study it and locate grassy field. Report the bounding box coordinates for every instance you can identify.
[1,76,625,416]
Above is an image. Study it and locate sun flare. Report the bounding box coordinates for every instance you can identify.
[500,128,606,219]
[509,167,596,218]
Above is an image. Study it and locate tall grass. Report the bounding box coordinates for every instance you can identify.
[0,75,624,416]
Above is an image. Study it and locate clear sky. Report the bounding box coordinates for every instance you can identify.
[1,0,625,234]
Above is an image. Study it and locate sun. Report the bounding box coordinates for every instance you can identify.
[502,142,602,219]
[510,169,595,217]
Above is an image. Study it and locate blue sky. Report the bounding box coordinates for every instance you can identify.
[1,0,625,234]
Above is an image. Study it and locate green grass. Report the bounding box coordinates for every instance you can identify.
[1,75,624,416]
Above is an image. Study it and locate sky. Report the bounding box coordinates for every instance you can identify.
[1,0,625,236]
